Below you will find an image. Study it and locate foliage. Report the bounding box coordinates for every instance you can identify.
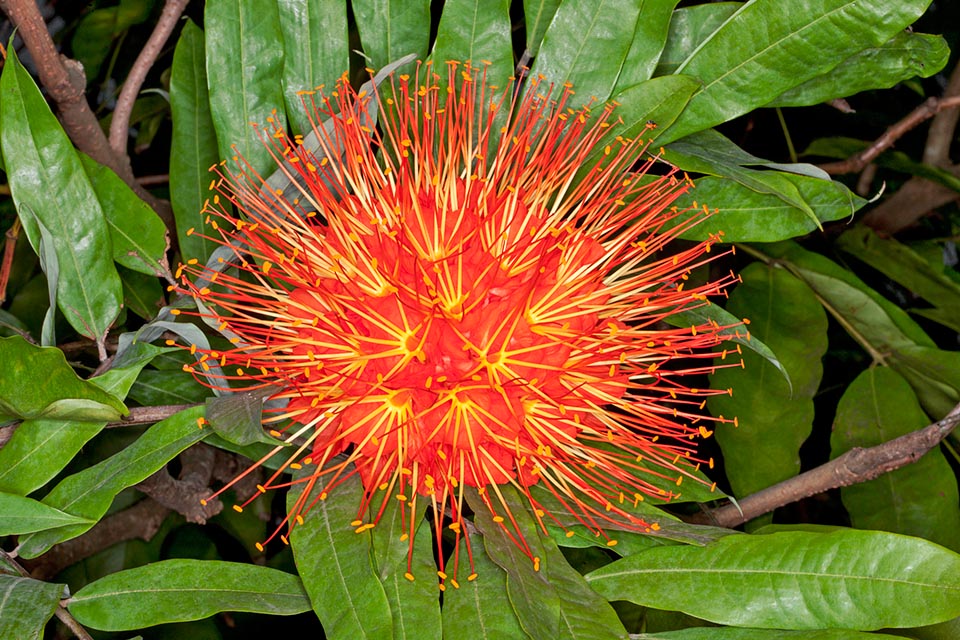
[1,0,959,638]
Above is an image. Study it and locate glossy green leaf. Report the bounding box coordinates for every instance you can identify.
[441,536,528,639]
[353,0,431,71]
[0,335,127,423]
[432,0,513,90]
[277,0,349,135]
[888,345,960,420]
[529,0,642,107]
[206,387,282,446]
[36,219,60,346]
[467,486,627,640]
[170,19,221,265]
[654,2,741,76]
[205,0,287,176]
[671,173,863,242]
[128,368,211,406]
[523,0,561,56]
[663,0,933,142]
[370,499,440,639]
[640,629,912,639]
[70,0,152,80]
[666,301,788,387]
[117,266,164,321]
[80,154,170,278]
[0,492,93,535]
[599,75,700,150]
[0,575,65,640]
[288,468,394,639]
[832,367,960,551]
[0,47,123,343]
[613,0,680,89]
[586,529,960,630]
[708,264,828,504]
[16,406,207,558]
[769,32,949,107]
[67,559,310,631]
[0,341,168,496]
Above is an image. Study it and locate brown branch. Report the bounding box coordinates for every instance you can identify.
[0,0,175,231]
[820,95,960,176]
[108,0,189,155]
[692,402,960,528]
[136,444,222,524]
[106,403,200,427]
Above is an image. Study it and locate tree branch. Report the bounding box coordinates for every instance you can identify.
[692,402,960,528]
[108,0,189,155]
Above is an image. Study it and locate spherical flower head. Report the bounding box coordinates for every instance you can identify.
[176,61,740,584]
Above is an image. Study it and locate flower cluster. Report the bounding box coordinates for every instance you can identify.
[175,61,740,586]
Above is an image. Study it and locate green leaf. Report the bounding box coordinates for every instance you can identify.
[287,467,394,639]
[466,486,627,640]
[523,0,561,56]
[586,529,960,630]
[663,0,933,142]
[352,0,431,71]
[665,301,789,387]
[654,2,741,76]
[832,367,960,552]
[277,0,349,135]
[79,154,170,278]
[0,492,93,535]
[170,19,221,265]
[529,0,643,107]
[205,387,283,446]
[769,32,949,107]
[128,368,211,406]
[432,0,513,91]
[70,0,152,80]
[601,75,701,147]
[708,264,828,504]
[639,629,913,639]
[118,266,164,321]
[612,0,680,90]
[205,0,287,176]
[0,335,127,423]
[441,536,529,638]
[0,47,123,342]
[0,341,169,495]
[370,498,440,640]
[16,406,207,558]
[0,574,65,640]
[66,559,310,631]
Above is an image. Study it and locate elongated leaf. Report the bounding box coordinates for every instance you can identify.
[0,575,65,640]
[529,0,641,108]
[370,499,440,640]
[586,529,960,630]
[708,264,828,506]
[80,154,169,277]
[770,31,948,107]
[70,0,152,79]
[352,0,430,71]
[663,0,933,142]
[288,468,394,639]
[640,629,913,639]
[654,2,741,76]
[67,559,310,631]
[432,0,513,90]
[0,492,93,535]
[278,0,348,135]
[118,266,164,320]
[16,406,207,558]
[598,75,701,151]
[441,536,529,639]
[832,367,960,551]
[0,335,127,423]
[671,173,863,242]
[205,0,287,175]
[0,47,123,342]
[613,0,680,89]
[128,368,210,405]
[523,0,560,56]
[169,19,221,265]
[0,341,169,495]
[206,387,283,446]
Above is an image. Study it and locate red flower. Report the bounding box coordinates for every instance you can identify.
[176,61,739,586]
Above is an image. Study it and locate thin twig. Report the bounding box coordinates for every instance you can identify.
[692,402,960,528]
[107,404,200,427]
[108,0,190,155]
[820,95,960,175]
